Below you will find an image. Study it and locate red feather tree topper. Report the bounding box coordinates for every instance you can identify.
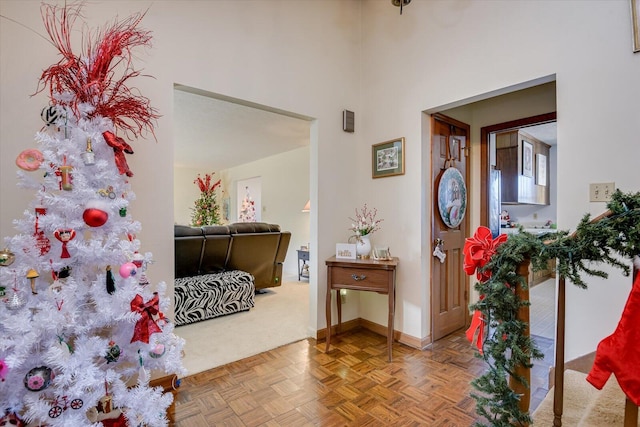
[36,2,159,139]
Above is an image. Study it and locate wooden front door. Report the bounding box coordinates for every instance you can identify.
[431,113,470,341]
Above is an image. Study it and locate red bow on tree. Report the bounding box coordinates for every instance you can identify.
[103,131,134,177]
[130,292,162,344]
[463,226,507,354]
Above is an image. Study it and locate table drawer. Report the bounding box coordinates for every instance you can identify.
[330,267,389,292]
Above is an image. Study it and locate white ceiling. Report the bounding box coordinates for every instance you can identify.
[173,86,311,171]
[173,86,557,172]
[521,122,557,146]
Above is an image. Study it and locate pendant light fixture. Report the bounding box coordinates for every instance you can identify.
[391,0,411,15]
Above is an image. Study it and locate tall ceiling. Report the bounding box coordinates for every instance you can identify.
[173,86,556,173]
[173,86,311,171]
[522,122,557,146]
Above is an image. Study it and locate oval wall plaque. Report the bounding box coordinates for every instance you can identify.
[437,167,467,228]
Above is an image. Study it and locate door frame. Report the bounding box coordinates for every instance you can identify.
[479,112,557,227]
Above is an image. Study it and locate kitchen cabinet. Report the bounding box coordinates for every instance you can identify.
[531,259,556,287]
[496,130,550,205]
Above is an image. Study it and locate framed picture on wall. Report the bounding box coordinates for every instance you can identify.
[372,137,405,178]
[632,0,640,52]
[536,153,547,186]
[521,140,533,177]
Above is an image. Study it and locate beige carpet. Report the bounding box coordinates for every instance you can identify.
[532,369,633,426]
[174,278,310,376]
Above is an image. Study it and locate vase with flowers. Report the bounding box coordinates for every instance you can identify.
[349,204,383,259]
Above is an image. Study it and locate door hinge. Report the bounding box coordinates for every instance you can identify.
[464,290,468,301]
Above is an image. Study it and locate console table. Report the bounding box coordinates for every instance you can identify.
[325,255,398,361]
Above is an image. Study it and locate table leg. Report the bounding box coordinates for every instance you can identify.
[388,289,393,362]
[387,271,395,362]
[336,289,342,335]
[325,282,331,353]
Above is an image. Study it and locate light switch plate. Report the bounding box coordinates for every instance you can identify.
[589,182,615,202]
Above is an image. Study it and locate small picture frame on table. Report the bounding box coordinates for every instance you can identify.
[373,247,391,261]
[372,137,405,178]
[336,243,356,259]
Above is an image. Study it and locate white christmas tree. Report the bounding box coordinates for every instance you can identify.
[0,3,185,426]
[238,186,256,223]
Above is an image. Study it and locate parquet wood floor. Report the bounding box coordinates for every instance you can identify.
[173,328,548,426]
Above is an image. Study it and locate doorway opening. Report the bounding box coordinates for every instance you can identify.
[427,79,557,408]
[172,84,315,375]
[481,112,558,406]
[426,79,556,346]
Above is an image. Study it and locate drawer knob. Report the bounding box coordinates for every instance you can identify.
[351,274,366,281]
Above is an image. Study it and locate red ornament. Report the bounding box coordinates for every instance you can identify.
[83,200,109,227]
[103,131,134,177]
[35,231,51,256]
[101,413,127,427]
[53,228,76,259]
[33,207,51,256]
[132,252,144,268]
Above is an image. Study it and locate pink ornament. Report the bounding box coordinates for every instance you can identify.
[83,200,109,227]
[119,262,137,278]
[24,366,55,391]
[0,359,8,381]
[16,149,44,171]
[149,343,165,358]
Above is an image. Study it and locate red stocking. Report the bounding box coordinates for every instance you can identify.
[586,273,640,405]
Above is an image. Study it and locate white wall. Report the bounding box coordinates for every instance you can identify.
[2,0,639,361]
[359,0,639,360]
[174,165,208,226]
[0,0,363,331]
[219,147,310,277]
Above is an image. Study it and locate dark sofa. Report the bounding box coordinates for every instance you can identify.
[174,222,291,326]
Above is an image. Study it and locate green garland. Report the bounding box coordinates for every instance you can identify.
[471,190,640,426]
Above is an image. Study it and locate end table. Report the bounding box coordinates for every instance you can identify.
[325,255,398,361]
[297,249,309,280]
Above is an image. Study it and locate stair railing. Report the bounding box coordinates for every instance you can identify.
[510,258,532,418]
[511,209,640,427]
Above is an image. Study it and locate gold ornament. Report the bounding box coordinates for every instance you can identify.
[0,249,15,267]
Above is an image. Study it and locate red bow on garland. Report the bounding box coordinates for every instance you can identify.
[463,226,507,354]
[130,292,162,344]
[103,131,134,177]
